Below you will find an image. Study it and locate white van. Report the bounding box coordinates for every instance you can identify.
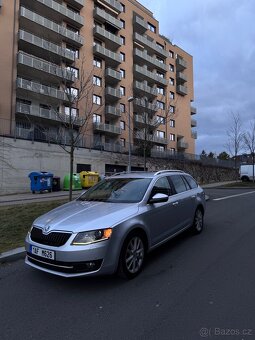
[240,164,255,181]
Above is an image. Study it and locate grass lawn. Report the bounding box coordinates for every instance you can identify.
[0,199,68,254]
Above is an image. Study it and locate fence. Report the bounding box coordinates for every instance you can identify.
[0,117,236,169]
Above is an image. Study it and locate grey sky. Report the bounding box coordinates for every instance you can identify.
[139,0,255,155]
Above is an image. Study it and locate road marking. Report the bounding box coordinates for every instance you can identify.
[213,191,255,201]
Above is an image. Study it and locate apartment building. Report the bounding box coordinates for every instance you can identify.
[0,0,197,160]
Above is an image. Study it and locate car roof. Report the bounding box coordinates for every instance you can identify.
[108,170,185,179]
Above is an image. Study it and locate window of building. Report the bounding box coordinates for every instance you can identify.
[66,44,79,59]
[67,87,79,97]
[148,22,156,33]
[157,86,165,95]
[170,64,175,72]
[67,66,79,79]
[157,115,165,125]
[64,106,78,117]
[120,138,125,147]
[170,133,175,141]
[93,113,101,123]
[155,145,165,152]
[120,121,125,130]
[94,39,102,46]
[67,5,80,15]
[120,69,125,78]
[93,57,102,68]
[66,24,79,35]
[170,119,175,128]
[156,71,164,78]
[156,42,164,50]
[120,35,125,45]
[120,19,125,28]
[156,56,164,64]
[169,105,175,113]
[93,75,102,86]
[156,130,165,138]
[120,52,125,62]
[120,86,125,96]
[120,103,125,113]
[169,78,175,86]
[157,100,165,110]
[169,50,174,58]
[170,91,175,99]
[93,94,102,105]
[170,148,176,153]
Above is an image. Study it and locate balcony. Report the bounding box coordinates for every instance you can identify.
[105,105,121,118]
[133,48,167,72]
[93,25,121,50]
[177,138,189,150]
[133,14,147,34]
[134,115,159,129]
[22,0,84,27]
[16,102,83,126]
[176,71,187,83]
[93,43,121,66]
[191,131,197,139]
[191,106,197,115]
[134,33,168,58]
[95,0,122,14]
[133,98,157,114]
[20,7,84,46]
[176,56,187,70]
[134,131,168,145]
[93,122,121,135]
[105,86,121,101]
[105,68,121,84]
[17,77,69,103]
[134,64,167,86]
[17,52,75,84]
[93,7,122,30]
[191,118,197,127]
[18,30,75,63]
[134,81,157,99]
[176,84,188,96]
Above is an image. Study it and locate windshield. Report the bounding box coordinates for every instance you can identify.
[78,178,151,203]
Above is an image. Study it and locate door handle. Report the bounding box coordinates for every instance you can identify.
[172,202,179,206]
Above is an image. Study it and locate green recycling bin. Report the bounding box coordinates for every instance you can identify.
[63,173,82,190]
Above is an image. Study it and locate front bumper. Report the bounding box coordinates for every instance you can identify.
[25,233,116,278]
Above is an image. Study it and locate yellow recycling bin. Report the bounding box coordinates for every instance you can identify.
[80,171,99,188]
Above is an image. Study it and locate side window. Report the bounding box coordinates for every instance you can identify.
[170,175,189,193]
[150,177,171,197]
[183,175,198,189]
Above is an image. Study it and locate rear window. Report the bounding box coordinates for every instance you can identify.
[183,175,198,189]
[170,175,189,193]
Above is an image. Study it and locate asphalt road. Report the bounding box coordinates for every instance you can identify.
[1,188,255,340]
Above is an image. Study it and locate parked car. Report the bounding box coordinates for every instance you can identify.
[25,170,206,279]
[239,164,255,181]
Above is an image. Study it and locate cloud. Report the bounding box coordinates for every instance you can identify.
[139,0,255,154]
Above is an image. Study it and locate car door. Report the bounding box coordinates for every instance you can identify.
[142,176,179,246]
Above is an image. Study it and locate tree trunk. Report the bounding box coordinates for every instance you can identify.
[69,144,74,201]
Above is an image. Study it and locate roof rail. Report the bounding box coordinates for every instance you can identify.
[154,169,184,176]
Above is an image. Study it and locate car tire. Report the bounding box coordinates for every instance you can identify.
[191,208,204,235]
[118,232,146,279]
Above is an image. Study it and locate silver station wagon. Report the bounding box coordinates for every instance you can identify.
[25,170,206,279]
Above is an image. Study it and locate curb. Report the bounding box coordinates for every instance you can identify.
[0,247,26,264]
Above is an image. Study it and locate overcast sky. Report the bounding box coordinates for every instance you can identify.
[139,0,255,155]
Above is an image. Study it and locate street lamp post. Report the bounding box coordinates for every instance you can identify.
[128,96,134,172]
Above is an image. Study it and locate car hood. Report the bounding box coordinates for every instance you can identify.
[33,200,139,233]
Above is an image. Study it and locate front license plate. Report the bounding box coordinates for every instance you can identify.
[30,245,55,260]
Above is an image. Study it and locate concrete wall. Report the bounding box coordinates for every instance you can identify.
[0,137,237,194]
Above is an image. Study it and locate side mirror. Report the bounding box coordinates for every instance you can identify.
[149,193,169,204]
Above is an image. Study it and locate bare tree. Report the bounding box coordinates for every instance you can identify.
[243,118,255,182]
[226,112,243,168]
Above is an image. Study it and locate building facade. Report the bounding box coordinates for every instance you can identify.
[0,0,197,162]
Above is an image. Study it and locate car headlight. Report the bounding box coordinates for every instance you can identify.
[71,228,112,245]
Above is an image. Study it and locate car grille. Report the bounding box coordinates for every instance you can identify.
[27,253,103,274]
[30,227,72,247]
